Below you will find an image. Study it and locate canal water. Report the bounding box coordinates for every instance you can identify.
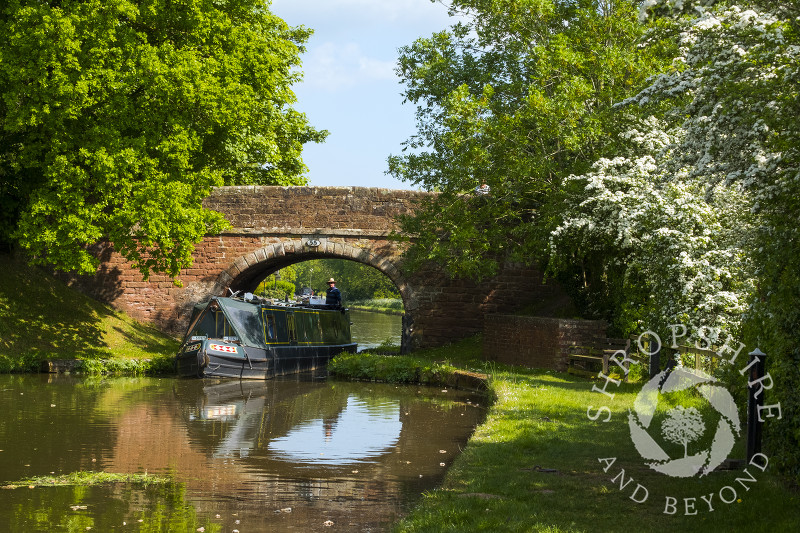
[0,373,485,532]
[349,309,402,351]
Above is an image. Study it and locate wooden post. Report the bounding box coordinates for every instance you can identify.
[648,342,660,379]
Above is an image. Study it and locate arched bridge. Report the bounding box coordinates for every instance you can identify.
[80,186,559,351]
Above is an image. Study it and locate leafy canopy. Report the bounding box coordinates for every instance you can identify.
[389,0,667,279]
[0,0,327,279]
[552,0,800,478]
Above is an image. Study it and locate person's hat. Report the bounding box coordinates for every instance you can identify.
[327,278,336,283]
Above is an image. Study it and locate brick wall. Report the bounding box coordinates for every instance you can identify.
[202,186,431,233]
[61,186,573,351]
[483,315,607,371]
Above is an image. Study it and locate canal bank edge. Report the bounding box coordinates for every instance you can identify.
[41,353,490,395]
[39,357,174,376]
[326,351,491,396]
[347,305,405,316]
[386,339,800,533]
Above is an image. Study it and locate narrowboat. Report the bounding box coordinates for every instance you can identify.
[176,293,357,379]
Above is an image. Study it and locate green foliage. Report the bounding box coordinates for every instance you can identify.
[79,355,175,375]
[256,278,296,300]
[376,337,402,354]
[0,351,40,373]
[348,297,404,312]
[3,473,214,532]
[0,0,327,279]
[293,259,400,300]
[547,122,755,338]
[255,266,298,298]
[5,471,170,489]
[390,0,668,279]
[576,1,800,481]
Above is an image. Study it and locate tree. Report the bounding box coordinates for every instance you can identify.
[637,0,800,480]
[0,0,327,279]
[555,0,800,479]
[293,259,399,301]
[389,0,668,280]
[661,406,706,458]
[547,118,755,337]
[256,265,298,299]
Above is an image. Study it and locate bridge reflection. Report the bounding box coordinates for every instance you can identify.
[106,376,485,531]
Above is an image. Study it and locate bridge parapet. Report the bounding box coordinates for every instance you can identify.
[204,186,432,234]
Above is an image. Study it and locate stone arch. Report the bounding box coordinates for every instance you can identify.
[215,240,404,294]
[72,186,562,351]
[203,238,419,352]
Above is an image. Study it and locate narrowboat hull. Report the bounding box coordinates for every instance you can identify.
[176,340,357,380]
[175,295,357,380]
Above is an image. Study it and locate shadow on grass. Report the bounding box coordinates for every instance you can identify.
[0,259,108,366]
[0,254,174,370]
[109,319,180,354]
[396,363,800,533]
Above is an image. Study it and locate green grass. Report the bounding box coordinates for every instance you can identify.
[0,253,179,373]
[330,351,459,384]
[348,297,404,314]
[330,336,800,532]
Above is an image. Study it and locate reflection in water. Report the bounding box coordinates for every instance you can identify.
[349,309,402,350]
[269,396,402,464]
[0,374,485,532]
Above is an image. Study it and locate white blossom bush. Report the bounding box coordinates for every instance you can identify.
[626,4,797,197]
[551,0,800,479]
[549,117,754,338]
[633,4,800,478]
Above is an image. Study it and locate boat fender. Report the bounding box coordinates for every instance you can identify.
[198,351,209,368]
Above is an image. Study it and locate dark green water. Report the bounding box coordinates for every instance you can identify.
[0,373,484,532]
[349,309,402,351]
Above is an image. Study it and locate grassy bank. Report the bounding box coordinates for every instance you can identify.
[331,338,799,532]
[347,297,404,315]
[0,254,179,374]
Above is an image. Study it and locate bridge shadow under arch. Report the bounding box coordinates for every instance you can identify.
[209,239,417,353]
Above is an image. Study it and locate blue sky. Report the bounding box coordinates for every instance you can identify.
[270,0,454,190]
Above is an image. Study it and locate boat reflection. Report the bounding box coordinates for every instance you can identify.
[0,374,484,532]
[107,376,484,531]
[184,379,407,470]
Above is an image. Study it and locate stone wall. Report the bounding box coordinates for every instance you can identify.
[482,315,607,371]
[202,186,430,234]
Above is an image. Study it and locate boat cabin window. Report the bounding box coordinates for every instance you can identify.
[263,313,277,341]
[287,314,297,342]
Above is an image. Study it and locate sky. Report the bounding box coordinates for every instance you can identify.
[269,0,455,190]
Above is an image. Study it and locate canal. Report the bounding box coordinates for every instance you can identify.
[348,309,403,351]
[0,373,485,532]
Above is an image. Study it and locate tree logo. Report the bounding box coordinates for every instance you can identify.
[628,367,741,478]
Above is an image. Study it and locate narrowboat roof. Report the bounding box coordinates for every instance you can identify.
[186,296,348,349]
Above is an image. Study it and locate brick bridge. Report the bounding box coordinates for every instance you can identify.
[79,186,560,351]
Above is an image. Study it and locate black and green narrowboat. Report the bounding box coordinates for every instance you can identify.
[175,294,357,379]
